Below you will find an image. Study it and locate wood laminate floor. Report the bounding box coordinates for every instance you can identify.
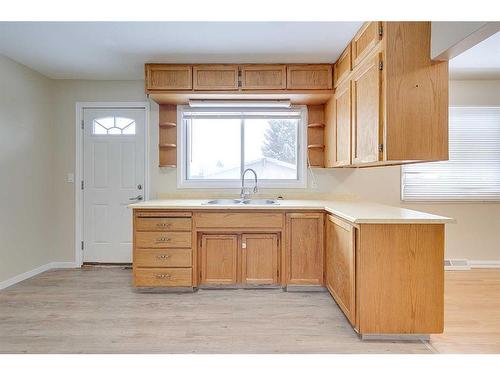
[0,267,431,354]
[429,269,500,354]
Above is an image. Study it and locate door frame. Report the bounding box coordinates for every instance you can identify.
[75,102,151,266]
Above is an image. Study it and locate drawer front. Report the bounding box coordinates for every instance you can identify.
[135,232,192,248]
[134,248,192,267]
[134,267,192,287]
[136,217,192,232]
[194,212,284,229]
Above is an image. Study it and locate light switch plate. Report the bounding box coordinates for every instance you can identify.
[66,173,74,183]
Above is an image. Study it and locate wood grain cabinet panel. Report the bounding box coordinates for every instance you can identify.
[326,215,356,325]
[286,65,333,90]
[194,212,283,229]
[145,65,192,91]
[240,65,287,90]
[241,234,279,285]
[352,22,382,67]
[135,232,192,248]
[193,65,239,90]
[285,213,324,285]
[134,267,192,287]
[351,52,382,165]
[200,234,238,285]
[135,217,192,232]
[134,248,192,268]
[334,44,352,87]
[334,80,352,166]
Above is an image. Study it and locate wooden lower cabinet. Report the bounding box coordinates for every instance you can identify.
[241,233,279,285]
[200,234,238,285]
[325,215,356,326]
[285,212,324,285]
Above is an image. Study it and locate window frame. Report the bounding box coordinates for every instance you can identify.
[401,106,500,203]
[176,105,308,189]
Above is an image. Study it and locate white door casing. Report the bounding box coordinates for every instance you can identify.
[83,108,145,263]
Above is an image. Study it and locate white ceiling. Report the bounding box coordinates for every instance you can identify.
[449,31,500,80]
[0,22,363,80]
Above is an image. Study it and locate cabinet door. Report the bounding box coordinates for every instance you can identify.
[351,53,383,164]
[326,215,356,325]
[241,234,279,285]
[352,22,382,67]
[241,65,286,90]
[145,64,192,91]
[334,44,352,87]
[193,65,239,90]
[285,213,324,285]
[334,80,352,166]
[200,234,238,285]
[287,65,333,90]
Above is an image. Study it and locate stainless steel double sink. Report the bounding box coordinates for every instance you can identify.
[205,199,279,206]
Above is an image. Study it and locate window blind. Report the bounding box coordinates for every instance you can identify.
[402,107,500,201]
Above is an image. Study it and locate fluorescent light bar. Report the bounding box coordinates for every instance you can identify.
[188,99,291,108]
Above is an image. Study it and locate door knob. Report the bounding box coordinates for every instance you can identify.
[129,195,143,201]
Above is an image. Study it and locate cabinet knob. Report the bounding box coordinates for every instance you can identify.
[156,254,170,259]
[155,274,171,279]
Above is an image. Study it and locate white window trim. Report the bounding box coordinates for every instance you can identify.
[401,105,500,203]
[176,105,308,189]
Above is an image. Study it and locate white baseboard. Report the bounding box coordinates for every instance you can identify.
[0,262,80,290]
[469,260,500,269]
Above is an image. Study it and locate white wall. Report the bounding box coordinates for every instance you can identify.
[16,78,500,271]
[0,55,55,282]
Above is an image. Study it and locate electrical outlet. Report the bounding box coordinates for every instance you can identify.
[66,173,74,183]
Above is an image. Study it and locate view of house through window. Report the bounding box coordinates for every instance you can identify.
[179,106,306,188]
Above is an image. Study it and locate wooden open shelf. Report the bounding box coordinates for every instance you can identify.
[307,105,325,167]
[159,104,177,168]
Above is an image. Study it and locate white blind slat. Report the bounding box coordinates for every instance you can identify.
[402,107,500,202]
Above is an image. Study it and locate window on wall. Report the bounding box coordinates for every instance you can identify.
[401,107,500,201]
[177,106,307,188]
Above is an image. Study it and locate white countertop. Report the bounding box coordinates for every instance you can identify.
[129,199,454,224]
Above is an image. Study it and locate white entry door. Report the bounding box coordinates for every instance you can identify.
[83,108,146,263]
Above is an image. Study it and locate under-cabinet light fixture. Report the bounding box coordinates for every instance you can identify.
[188,99,291,108]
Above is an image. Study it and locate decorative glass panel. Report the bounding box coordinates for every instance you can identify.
[92,117,136,135]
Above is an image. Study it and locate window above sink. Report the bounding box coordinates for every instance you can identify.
[176,105,308,189]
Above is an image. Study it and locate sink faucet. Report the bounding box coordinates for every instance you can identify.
[240,168,258,200]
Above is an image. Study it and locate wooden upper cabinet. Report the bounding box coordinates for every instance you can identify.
[334,80,352,166]
[352,22,383,67]
[285,213,324,285]
[193,65,239,91]
[241,233,279,285]
[240,65,286,90]
[326,215,356,325]
[351,52,383,165]
[145,64,192,91]
[334,44,352,87]
[286,65,333,90]
[200,234,238,285]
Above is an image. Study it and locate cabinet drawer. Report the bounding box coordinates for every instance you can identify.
[145,64,192,91]
[134,267,192,287]
[240,65,286,90]
[136,217,192,232]
[352,22,382,67]
[287,65,333,90]
[194,212,284,229]
[135,232,192,248]
[193,65,239,90]
[334,44,352,87]
[134,248,192,267]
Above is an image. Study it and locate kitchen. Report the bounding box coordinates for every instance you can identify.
[1,6,499,372]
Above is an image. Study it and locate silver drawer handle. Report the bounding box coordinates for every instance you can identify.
[156,223,171,227]
[156,255,170,259]
[156,237,170,242]
[155,274,171,279]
